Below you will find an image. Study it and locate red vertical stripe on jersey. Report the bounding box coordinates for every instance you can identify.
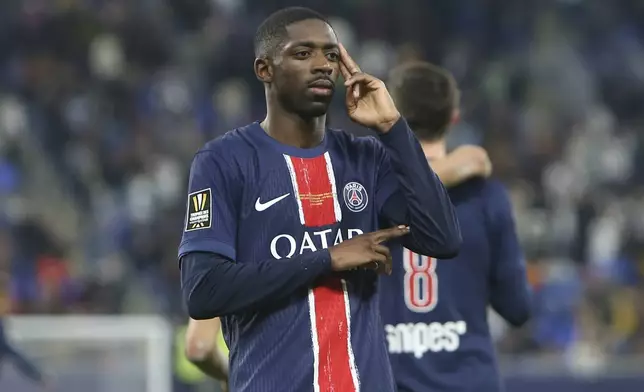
[312,276,354,392]
[288,155,356,392]
[289,156,337,228]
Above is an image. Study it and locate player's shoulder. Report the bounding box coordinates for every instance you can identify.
[190,123,260,181]
[197,123,257,158]
[452,177,507,195]
[479,177,511,200]
[466,177,513,217]
[327,127,384,158]
[449,177,509,206]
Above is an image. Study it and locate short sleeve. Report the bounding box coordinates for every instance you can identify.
[374,142,400,214]
[178,150,239,261]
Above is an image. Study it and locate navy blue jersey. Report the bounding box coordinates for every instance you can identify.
[178,119,461,392]
[379,178,531,392]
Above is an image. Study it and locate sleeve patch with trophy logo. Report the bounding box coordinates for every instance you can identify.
[185,188,212,231]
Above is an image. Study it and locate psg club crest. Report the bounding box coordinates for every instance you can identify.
[343,182,368,212]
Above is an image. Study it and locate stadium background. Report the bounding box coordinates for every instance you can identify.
[1,0,644,391]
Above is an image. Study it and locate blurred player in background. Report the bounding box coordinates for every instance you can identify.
[179,7,461,392]
[184,318,228,391]
[379,61,531,392]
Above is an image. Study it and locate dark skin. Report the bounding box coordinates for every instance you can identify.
[253,18,409,274]
[254,18,401,146]
[254,19,339,148]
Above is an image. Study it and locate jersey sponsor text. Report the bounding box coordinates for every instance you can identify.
[270,228,364,259]
[385,321,467,358]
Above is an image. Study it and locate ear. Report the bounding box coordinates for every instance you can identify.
[254,57,272,83]
[450,108,461,126]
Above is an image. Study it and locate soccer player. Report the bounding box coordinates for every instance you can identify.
[184,318,228,391]
[179,7,461,392]
[379,61,531,392]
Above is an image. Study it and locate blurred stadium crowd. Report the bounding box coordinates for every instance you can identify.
[2,0,644,377]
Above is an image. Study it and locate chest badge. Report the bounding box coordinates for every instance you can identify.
[343,182,368,212]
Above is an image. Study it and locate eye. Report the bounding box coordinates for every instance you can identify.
[294,50,311,59]
[326,52,340,62]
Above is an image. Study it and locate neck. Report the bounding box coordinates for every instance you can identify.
[420,139,447,160]
[261,97,326,149]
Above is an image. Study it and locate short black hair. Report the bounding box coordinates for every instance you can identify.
[254,7,330,58]
[388,61,460,142]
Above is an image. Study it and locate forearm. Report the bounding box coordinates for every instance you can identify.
[430,159,470,188]
[378,118,461,257]
[181,251,332,319]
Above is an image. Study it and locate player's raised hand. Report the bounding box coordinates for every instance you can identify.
[328,225,410,275]
[430,146,492,188]
[339,44,401,133]
[447,145,492,179]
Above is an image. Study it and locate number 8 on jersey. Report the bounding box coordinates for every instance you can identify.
[402,248,438,313]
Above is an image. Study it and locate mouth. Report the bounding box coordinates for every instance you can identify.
[308,79,335,96]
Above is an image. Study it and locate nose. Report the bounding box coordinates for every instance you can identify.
[312,54,333,75]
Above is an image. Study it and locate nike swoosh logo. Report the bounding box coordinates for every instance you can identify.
[255,193,290,212]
